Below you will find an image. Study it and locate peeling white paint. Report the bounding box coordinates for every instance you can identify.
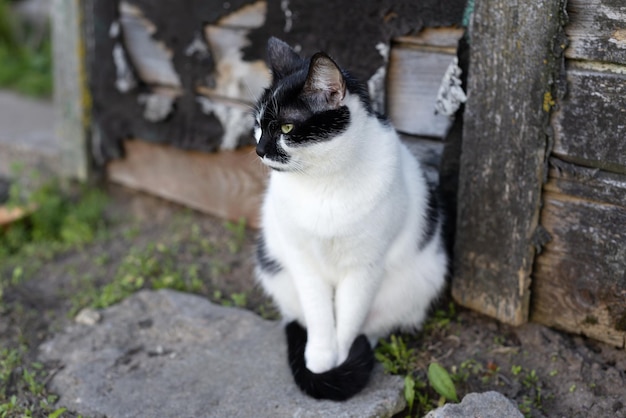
[375,42,389,61]
[202,0,270,149]
[435,57,467,117]
[109,21,120,38]
[138,93,176,122]
[119,1,182,87]
[112,43,137,93]
[367,42,390,114]
[185,33,210,57]
[367,66,386,114]
[196,97,254,150]
[281,0,293,33]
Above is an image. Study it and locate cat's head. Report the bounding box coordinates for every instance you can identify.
[253,37,374,173]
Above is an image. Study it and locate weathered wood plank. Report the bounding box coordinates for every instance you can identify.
[387,46,456,138]
[107,141,267,228]
[52,0,90,179]
[452,0,566,325]
[565,0,626,65]
[89,0,465,163]
[531,191,626,348]
[395,27,464,50]
[545,157,626,208]
[552,64,626,174]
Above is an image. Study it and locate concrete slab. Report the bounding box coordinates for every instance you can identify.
[0,90,60,177]
[39,290,406,418]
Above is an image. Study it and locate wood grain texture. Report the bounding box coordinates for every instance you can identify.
[387,46,456,138]
[452,0,567,325]
[107,141,268,228]
[552,64,626,174]
[545,157,626,207]
[89,0,465,164]
[565,0,626,65]
[531,191,626,348]
[51,0,90,179]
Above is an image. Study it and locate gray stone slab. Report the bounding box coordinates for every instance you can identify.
[424,391,523,418]
[39,290,406,418]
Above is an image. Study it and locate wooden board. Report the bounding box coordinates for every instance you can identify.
[51,0,90,180]
[565,0,626,65]
[387,45,457,138]
[88,0,466,164]
[107,141,268,228]
[544,157,626,208]
[532,189,626,348]
[452,0,566,325]
[552,64,626,174]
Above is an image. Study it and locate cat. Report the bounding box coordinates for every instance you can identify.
[253,37,448,401]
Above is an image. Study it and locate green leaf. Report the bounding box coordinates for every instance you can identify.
[404,375,415,412]
[428,362,459,402]
[48,407,67,418]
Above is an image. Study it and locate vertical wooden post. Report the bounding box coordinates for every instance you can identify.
[51,0,91,180]
[452,0,566,325]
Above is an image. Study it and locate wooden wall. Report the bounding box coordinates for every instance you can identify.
[451,0,567,326]
[81,0,465,225]
[531,0,626,348]
[87,0,464,162]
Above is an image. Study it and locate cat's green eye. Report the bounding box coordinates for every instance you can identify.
[281,123,294,134]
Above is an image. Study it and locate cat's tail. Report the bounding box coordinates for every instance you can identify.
[285,321,374,401]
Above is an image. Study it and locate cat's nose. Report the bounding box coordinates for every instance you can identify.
[256,144,266,158]
[256,136,268,157]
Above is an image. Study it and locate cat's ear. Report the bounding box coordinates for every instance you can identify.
[303,53,346,109]
[267,37,303,79]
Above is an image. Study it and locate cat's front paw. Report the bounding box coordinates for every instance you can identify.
[305,343,338,374]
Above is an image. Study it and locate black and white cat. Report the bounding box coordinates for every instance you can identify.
[253,37,448,400]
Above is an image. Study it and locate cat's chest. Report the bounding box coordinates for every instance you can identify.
[269,178,375,236]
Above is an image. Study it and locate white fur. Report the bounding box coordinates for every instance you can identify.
[256,91,447,373]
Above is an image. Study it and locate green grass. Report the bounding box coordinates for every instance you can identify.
[0,176,109,313]
[375,333,459,416]
[0,346,66,418]
[0,0,52,97]
[0,179,108,260]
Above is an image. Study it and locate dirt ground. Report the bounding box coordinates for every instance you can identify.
[1,184,625,417]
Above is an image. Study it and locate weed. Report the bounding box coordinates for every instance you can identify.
[224,218,247,254]
[0,0,52,97]
[428,362,459,402]
[522,369,538,388]
[1,179,108,312]
[375,334,416,375]
[423,301,457,332]
[0,346,62,417]
[0,180,108,259]
[212,290,249,309]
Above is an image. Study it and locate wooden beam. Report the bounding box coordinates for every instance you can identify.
[387,43,457,138]
[107,141,267,228]
[532,187,626,348]
[452,0,567,325]
[552,63,626,174]
[565,0,626,65]
[51,0,91,180]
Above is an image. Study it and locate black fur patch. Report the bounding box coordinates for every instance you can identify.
[256,235,283,275]
[418,188,440,251]
[285,321,374,401]
[286,107,350,145]
[254,52,371,161]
